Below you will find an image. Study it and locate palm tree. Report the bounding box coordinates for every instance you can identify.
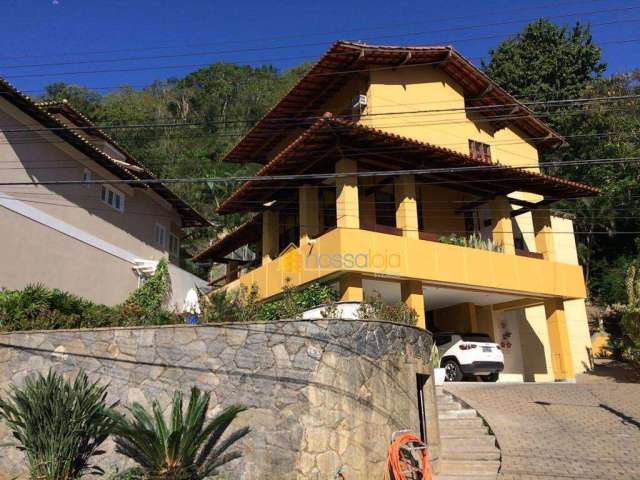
[0,369,118,480]
[112,387,249,479]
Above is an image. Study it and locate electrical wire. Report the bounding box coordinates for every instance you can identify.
[1,6,637,71]
[0,156,636,187]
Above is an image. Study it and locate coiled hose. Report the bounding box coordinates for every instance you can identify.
[384,432,432,480]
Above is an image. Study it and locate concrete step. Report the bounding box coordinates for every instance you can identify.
[440,427,490,438]
[438,416,485,429]
[442,448,501,461]
[437,401,464,411]
[438,460,500,476]
[441,436,497,451]
[438,409,478,419]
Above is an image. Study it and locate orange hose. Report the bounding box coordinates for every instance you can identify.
[384,433,432,480]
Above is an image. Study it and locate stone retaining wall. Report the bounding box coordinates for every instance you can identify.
[0,320,435,479]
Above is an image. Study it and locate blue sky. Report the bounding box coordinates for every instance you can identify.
[1,0,638,95]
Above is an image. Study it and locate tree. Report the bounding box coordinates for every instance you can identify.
[40,82,103,119]
[483,20,640,304]
[482,19,606,105]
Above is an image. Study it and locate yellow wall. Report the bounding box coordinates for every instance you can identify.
[228,227,587,301]
[362,67,540,169]
[419,185,470,237]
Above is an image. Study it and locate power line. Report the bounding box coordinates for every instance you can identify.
[1,93,637,134]
[0,156,636,187]
[1,129,636,166]
[3,15,639,80]
[0,0,603,62]
[1,6,636,71]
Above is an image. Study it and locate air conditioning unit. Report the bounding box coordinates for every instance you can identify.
[352,94,368,110]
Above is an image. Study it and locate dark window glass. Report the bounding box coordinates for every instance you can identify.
[435,335,451,346]
[461,333,491,342]
[375,190,396,227]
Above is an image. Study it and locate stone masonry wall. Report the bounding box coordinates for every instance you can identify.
[0,320,434,479]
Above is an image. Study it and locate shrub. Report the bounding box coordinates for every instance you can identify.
[112,387,249,479]
[0,370,118,480]
[200,281,337,322]
[438,233,504,253]
[258,281,337,321]
[357,292,418,326]
[613,263,640,366]
[122,258,172,322]
[0,260,181,332]
[200,284,261,323]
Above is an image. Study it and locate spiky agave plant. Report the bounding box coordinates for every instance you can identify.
[0,369,118,480]
[113,387,249,480]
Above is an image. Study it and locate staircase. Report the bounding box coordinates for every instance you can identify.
[434,387,500,480]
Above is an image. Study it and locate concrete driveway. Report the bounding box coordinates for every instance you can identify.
[445,363,640,479]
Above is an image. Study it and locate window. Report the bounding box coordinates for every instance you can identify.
[100,185,124,212]
[469,140,492,162]
[154,223,166,248]
[83,169,92,188]
[169,233,180,257]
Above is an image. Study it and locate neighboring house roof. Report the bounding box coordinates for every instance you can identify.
[192,215,261,262]
[0,78,210,227]
[216,113,598,215]
[223,41,564,164]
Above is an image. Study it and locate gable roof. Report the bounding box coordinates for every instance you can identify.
[223,41,564,164]
[217,114,597,215]
[0,79,210,227]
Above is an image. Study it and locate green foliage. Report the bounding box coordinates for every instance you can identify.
[482,19,606,105]
[430,343,441,370]
[200,281,338,322]
[200,284,261,323]
[122,259,172,322]
[38,64,309,260]
[438,233,504,252]
[0,264,180,332]
[484,19,639,306]
[356,292,418,326]
[112,387,249,480]
[613,264,640,365]
[0,370,118,480]
[257,281,338,321]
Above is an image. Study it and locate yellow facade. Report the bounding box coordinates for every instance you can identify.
[216,58,594,382]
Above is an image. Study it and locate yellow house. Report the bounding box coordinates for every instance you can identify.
[194,42,599,382]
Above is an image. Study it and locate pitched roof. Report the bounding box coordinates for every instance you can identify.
[192,215,261,262]
[223,41,564,164]
[0,80,209,227]
[216,114,597,215]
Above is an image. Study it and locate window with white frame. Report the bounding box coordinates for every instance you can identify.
[169,233,180,257]
[83,168,92,188]
[100,185,124,212]
[154,223,167,248]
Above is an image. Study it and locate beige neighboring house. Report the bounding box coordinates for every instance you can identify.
[0,78,209,308]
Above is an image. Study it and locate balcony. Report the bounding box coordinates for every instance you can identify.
[227,226,586,301]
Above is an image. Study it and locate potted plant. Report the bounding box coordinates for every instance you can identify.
[431,342,446,386]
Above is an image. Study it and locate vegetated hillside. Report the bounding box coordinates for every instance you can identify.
[39,62,310,271]
[39,21,640,306]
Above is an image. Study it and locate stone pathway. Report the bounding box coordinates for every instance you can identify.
[445,375,640,479]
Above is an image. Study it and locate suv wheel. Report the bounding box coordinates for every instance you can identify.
[442,359,463,382]
[481,372,499,382]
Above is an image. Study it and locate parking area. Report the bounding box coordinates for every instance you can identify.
[446,362,640,479]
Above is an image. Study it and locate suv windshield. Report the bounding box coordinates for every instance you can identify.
[460,333,491,342]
